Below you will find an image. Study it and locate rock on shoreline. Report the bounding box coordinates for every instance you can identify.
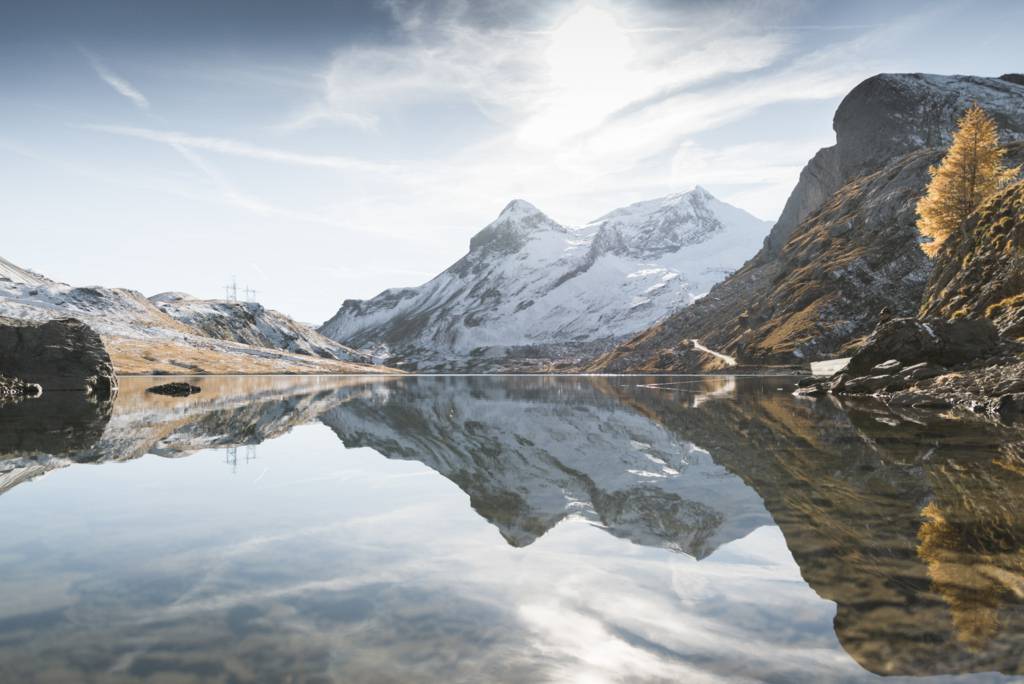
[0,316,118,398]
[797,317,1024,420]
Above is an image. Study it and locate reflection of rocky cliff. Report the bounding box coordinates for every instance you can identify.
[623,379,1024,677]
[319,376,771,557]
[0,391,113,493]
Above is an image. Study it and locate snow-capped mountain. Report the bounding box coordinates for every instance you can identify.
[320,187,771,370]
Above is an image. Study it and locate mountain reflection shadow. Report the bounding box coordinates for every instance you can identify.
[1,374,1023,679]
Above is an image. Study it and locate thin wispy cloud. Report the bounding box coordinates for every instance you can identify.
[84,124,394,174]
[82,48,150,110]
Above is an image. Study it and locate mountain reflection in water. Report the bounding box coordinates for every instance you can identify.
[0,375,1022,683]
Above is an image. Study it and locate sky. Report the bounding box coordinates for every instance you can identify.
[2,0,1022,324]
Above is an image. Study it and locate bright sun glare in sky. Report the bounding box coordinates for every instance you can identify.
[521,6,637,146]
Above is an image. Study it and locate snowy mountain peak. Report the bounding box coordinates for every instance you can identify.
[586,186,762,261]
[496,198,544,222]
[469,199,563,254]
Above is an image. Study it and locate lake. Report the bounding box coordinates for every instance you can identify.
[1,375,1022,683]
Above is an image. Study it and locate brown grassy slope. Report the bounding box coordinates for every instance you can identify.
[921,179,1024,338]
[105,336,402,375]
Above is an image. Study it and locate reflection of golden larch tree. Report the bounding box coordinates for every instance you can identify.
[917,104,1020,256]
[916,452,1024,650]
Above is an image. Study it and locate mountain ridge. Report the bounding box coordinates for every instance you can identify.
[320,187,771,371]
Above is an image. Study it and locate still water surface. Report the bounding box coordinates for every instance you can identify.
[1,375,1023,683]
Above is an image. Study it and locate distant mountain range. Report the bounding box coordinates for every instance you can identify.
[320,187,770,371]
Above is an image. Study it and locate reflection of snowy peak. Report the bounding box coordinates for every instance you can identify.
[319,189,771,370]
[319,378,770,558]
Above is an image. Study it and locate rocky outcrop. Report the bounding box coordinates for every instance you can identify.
[797,316,1024,418]
[800,177,1024,417]
[920,179,1024,337]
[591,73,1024,372]
[845,317,1001,375]
[0,317,117,397]
[763,73,1024,258]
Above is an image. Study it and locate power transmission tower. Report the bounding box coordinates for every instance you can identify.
[224,276,238,302]
[244,286,258,303]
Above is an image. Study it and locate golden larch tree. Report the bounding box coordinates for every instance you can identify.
[916,104,1020,256]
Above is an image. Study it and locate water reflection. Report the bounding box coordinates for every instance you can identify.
[0,374,1022,682]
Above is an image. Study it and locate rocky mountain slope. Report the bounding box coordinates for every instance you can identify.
[150,292,372,362]
[320,188,770,371]
[797,179,1024,419]
[590,73,1024,372]
[921,179,1024,338]
[0,256,48,287]
[0,259,392,375]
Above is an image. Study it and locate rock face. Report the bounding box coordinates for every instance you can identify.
[0,317,117,396]
[320,188,771,371]
[592,74,1024,372]
[795,316,1023,417]
[763,73,1024,257]
[921,179,1024,338]
[845,317,1000,375]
